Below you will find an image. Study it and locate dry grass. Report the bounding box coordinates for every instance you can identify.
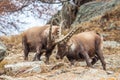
[72,5,120,42]
[0,60,8,69]
[0,34,22,44]
[0,34,23,57]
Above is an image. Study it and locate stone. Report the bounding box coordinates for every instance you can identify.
[0,42,6,62]
[4,61,49,76]
[72,0,120,26]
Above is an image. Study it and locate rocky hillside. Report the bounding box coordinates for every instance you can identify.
[72,0,120,42]
[0,0,120,80]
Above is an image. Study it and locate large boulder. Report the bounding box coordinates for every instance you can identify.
[72,0,120,26]
[0,42,6,62]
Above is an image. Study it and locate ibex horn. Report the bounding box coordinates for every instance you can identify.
[55,26,80,44]
[49,18,54,42]
[58,20,66,38]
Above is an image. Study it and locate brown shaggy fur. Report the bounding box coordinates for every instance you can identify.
[56,31,106,70]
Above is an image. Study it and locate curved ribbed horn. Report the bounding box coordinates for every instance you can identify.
[55,26,80,44]
[49,19,53,42]
[58,20,66,38]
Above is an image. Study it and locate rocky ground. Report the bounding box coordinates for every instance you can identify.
[0,0,120,79]
[0,40,119,80]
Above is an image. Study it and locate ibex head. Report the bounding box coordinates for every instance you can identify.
[47,20,80,59]
[55,26,80,59]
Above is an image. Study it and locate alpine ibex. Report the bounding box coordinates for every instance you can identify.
[22,24,59,63]
[54,26,106,70]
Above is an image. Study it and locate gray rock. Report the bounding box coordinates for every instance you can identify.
[72,0,120,26]
[103,41,120,48]
[0,41,6,62]
[4,61,49,75]
[77,68,108,80]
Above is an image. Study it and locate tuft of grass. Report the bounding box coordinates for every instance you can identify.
[0,60,8,69]
[0,34,22,49]
[0,34,22,45]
